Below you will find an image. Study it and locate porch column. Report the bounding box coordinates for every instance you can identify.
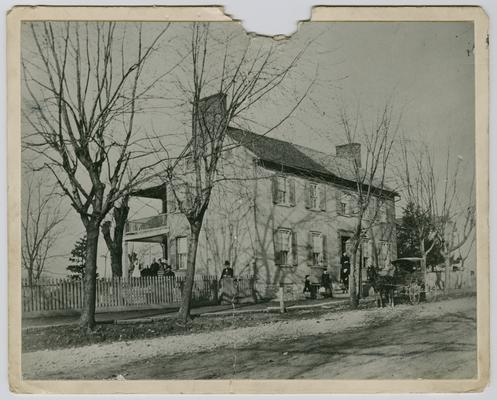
[123,240,129,280]
[162,235,168,261]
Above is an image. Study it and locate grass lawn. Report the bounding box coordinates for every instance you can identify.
[22,300,364,352]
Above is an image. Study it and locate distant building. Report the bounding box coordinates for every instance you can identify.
[124,94,398,300]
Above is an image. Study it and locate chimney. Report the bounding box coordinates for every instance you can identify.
[336,143,361,168]
[195,93,227,138]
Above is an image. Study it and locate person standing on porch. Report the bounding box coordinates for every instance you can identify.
[150,258,160,276]
[164,265,176,278]
[131,258,141,278]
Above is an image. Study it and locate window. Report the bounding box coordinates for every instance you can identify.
[312,232,322,265]
[274,228,297,266]
[308,232,327,266]
[272,176,295,206]
[310,183,318,209]
[367,197,376,220]
[379,201,387,223]
[176,237,188,270]
[338,192,351,216]
[305,182,326,210]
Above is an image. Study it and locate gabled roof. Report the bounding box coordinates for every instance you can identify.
[228,128,330,175]
[228,127,397,196]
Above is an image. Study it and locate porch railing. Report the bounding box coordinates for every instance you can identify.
[125,213,167,234]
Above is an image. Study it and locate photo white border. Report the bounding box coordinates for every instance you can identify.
[6,5,490,395]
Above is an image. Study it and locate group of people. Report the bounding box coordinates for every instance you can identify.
[303,269,334,299]
[130,257,176,278]
[302,252,352,299]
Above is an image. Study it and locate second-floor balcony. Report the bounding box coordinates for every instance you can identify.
[125,214,168,242]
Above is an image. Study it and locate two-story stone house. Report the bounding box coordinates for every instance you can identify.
[123,95,398,300]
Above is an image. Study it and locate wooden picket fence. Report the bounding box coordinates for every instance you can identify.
[22,275,254,316]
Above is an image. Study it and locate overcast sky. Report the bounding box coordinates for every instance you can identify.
[21,20,475,277]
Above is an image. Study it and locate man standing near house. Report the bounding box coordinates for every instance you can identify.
[435,264,445,290]
[320,269,333,298]
[220,260,234,280]
[340,252,350,293]
[219,261,235,304]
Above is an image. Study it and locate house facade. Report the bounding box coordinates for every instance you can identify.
[123,95,398,300]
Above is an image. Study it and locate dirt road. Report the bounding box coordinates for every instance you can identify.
[22,296,476,380]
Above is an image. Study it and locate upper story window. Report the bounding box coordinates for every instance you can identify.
[272,176,295,206]
[305,182,326,211]
[378,200,387,223]
[274,228,298,266]
[337,191,352,216]
[310,183,318,209]
[176,236,188,270]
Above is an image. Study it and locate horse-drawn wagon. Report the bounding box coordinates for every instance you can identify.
[368,257,425,307]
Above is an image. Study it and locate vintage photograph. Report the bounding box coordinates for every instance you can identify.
[10,6,488,392]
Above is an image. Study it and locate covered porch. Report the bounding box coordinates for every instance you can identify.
[123,182,169,278]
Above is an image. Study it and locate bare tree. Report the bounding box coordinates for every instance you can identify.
[22,21,169,330]
[336,102,400,308]
[156,23,312,322]
[433,153,475,288]
[398,141,475,289]
[22,173,66,287]
[398,141,441,275]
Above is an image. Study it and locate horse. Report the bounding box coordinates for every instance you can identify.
[367,265,397,308]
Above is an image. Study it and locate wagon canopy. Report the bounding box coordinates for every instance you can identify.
[392,257,424,264]
[392,257,424,275]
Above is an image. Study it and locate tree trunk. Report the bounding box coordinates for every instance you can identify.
[101,199,129,278]
[419,238,427,283]
[349,242,359,309]
[80,221,100,331]
[177,223,201,323]
[444,249,451,292]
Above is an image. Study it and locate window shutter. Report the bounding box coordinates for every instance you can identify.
[271,176,279,204]
[289,178,296,206]
[304,182,311,209]
[307,231,313,264]
[273,230,281,266]
[169,237,177,269]
[319,185,327,211]
[322,234,328,265]
[291,231,298,266]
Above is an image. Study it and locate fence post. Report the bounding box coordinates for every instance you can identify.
[213,277,219,304]
[279,283,286,314]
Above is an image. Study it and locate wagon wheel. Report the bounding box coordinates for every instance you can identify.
[408,282,421,305]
